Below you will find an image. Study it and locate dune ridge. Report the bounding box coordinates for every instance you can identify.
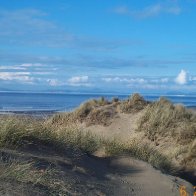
[0,93,195,195]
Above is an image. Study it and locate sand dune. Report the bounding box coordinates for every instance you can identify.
[0,95,195,195]
[78,112,195,195]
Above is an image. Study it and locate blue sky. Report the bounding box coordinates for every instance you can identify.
[0,0,196,93]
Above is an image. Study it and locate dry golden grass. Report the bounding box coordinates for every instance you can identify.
[48,97,117,127]
[0,155,86,195]
[119,93,148,113]
[137,97,196,170]
[103,138,176,174]
[137,97,196,144]
[85,105,117,126]
[0,115,100,154]
[74,97,110,122]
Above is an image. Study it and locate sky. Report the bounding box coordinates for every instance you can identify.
[0,0,196,94]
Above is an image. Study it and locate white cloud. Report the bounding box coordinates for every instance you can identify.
[0,63,44,71]
[102,77,112,82]
[161,78,169,83]
[67,76,91,87]
[68,83,91,87]
[102,77,146,84]
[0,65,26,70]
[0,72,34,83]
[127,83,168,90]
[47,79,64,86]
[0,63,51,81]
[34,72,52,75]
[20,63,43,67]
[175,69,188,85]
[68,76,89,83]
[102,76,171,86]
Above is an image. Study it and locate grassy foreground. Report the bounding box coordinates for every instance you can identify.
[0,94,195,194]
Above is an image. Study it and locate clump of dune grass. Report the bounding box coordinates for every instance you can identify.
[0,161,53,185]
[74,97,109,120]
[181,139,196,168]
[0,116,55,149]
[0,158,80,195]
[0,116,101,195]
[49,97,117,127]
[120,93,148,113]
[85,105,117,126]
[104,138,175,174]
[57,128,100,153]
[137,97,196,145]
[73,97,110,122]
[0,116,100,154]
[46,112,78,129]
[137,98,196,171]
[48,97,111,127]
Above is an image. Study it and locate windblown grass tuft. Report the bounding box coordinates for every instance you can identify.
[50,97,117,127]
[137,97,196,145]
[137,97,196,170]
[0,158,80,195]
[74,97,110,122]
[104,138,176,174]
[120,93,148,113]
[0,116,100,154]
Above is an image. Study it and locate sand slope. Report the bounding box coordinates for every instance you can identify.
[109,156,194,196]
[83,111,144,141]
[78,111,195,195]
[0,148,194,196]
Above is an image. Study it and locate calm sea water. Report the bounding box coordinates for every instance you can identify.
[0,92,195,114]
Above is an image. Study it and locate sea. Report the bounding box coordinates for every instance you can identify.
[0,92,196,115]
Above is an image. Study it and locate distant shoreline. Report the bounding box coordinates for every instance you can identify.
[0,93,196,116]
[0,105,196,117]
[0,110,59,117]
